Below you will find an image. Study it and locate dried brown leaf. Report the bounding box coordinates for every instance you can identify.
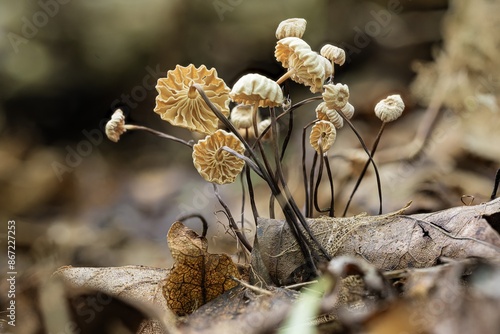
[254,198,500,285]
[53,265,176,334]
[163,221,241,316]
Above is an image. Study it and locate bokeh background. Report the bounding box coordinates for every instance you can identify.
[1,0,499,332]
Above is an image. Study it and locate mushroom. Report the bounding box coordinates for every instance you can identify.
[192,130,246,184]
[322,83,350,110]
[230,73,283,137]
[154,64,230,134]
[275,18,307,40]
[320,44,346,66]
[309,120,337,154]
[315,102,344,129]
[275,37,331,93]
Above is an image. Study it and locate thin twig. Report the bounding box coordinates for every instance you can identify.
[212,184,253,252]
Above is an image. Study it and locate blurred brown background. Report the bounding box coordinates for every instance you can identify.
[3,0,500,332]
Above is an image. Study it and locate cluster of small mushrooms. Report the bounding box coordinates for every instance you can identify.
[106,18,405,186]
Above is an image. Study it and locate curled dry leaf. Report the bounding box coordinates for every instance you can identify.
[252,198,500,285]
[164,221,241,316]
[53,265,175,334]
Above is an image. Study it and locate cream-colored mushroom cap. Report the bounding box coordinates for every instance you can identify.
[105,109,127,142]
[154,64,230,134]
[315,102,343,129]
[192,130,246,185]
[276,38,330,93]
[374,94,405,122]
[310,120,337,154]
[323,83,349,110]
[340,102,355,120]
[230,73,283,107]
[320,44,346,66]
[275,18,307,39]
[230,104,254,129]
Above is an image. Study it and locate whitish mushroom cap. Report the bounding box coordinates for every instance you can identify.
[105,109,127,142]
[192,130,245,185]
[340,102,355,120]
[230,104,254,129]
[275,38,330,93]
[323,83,350,110]
[310,120,337,154]
[320,44,346,66]
[315,102,343,129]
[374,94,405,122]
[275,37,311,68]
[154,64,230,134]
[230,73,283,107]
[275,18,307,39]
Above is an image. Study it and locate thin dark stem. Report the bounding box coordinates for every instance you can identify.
[280,109,294,161]
[124,124,193,148]
[302,120,317,217]
[492,168,500,200]
[239,166,246,236]
[212,184,252,252]
[337,110,383,216]
[324,156,335,217]
[343,122,387,216]
[313,149,327,213]
[309,152,319,216]
[175,213,208,238]
[221,146,264,179]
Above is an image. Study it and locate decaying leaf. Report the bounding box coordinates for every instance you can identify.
[254,198,500,285]
[164,221,241,316]
[53,265,176,334]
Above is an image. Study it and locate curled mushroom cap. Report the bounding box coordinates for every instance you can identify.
[192,130,246,185]
[315,102,343,129]
[275,18,307,39]
[320,44,346,66]
[340,102,355,120]
[323,83,349,110]
[310,120,337,154]
[154,64,230,134]
[230,73,283,107]
[374,94,405,122]
[105,109,127,142]
[275,37,329,93]
[230,104,254,129]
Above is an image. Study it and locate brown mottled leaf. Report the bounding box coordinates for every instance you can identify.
[164,221,241,316]
[53,265,177,334]
[254,198,500,285]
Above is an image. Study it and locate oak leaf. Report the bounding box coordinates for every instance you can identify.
[163,221,241,316]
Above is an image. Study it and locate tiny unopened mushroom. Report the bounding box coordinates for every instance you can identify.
[320,44,346,66]
[323,83,349,110]
[374,94,405,122]
[154,64,230,134]
[275,18,307,39]
[230,104,254,129]
[310,120,337,154]
[105,109,127,142]
[192,130,246,185]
